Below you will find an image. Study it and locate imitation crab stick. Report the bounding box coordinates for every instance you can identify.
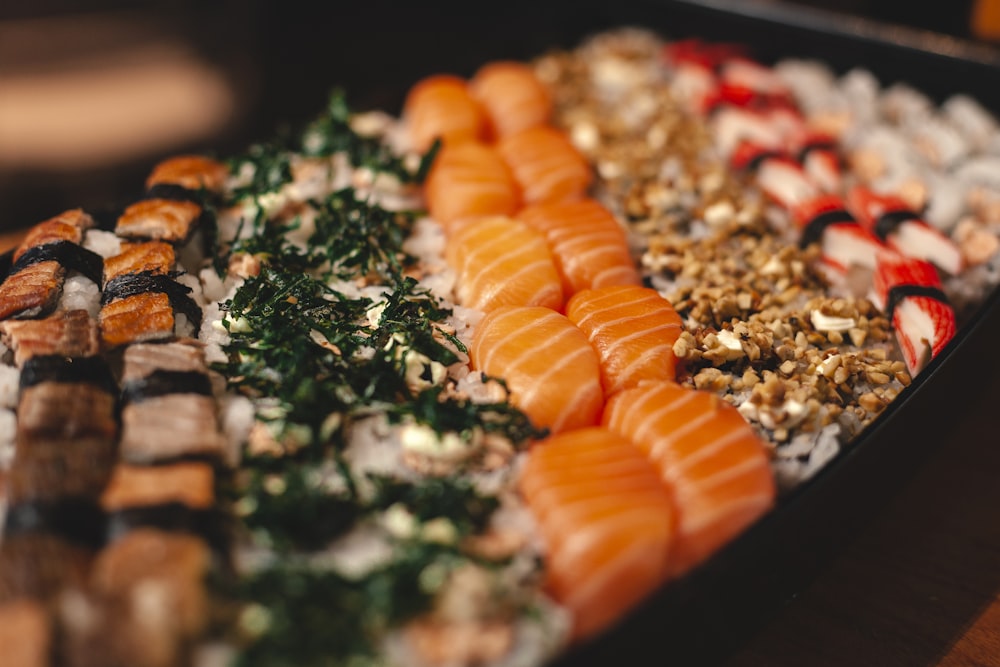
[469,60,553,140]
[789,193,887,274]
[402,74,488,152]
[847,184,964,275]
[603,381,775,578]
[566,284,684,395]
[516,198,641,296]
[424,141,520,231]
[496,125,593,205]
[518,426,675,641]
[470,305,603,435]
[869,250,956,376]
[445,216,564,313]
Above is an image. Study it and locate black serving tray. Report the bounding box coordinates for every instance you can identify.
[5,1,1000,664]
[282,2,1000,664]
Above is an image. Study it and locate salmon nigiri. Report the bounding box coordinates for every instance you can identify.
[566,284,684,394]
[496,125,593,205]
[519,426,675,642]
[402,74,488,152]
[424,141,521,232]
[517,198,641,296]
[445,216,564,313]
[469,60,553,139]
[603,381,775,578]
[470,305,603,434]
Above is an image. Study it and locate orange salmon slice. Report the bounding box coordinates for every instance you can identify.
[566,284,684,394]
[517,198,641,296]
[445,216,563,313]
[424,141,520,231]
[469,60,553,139]
[496,125,592,205]
[519,426,675,642]
[402,74,488,152]
[470,305,603,434]
[603,381,775,578]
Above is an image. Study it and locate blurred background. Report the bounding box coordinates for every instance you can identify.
[1,0,998,232]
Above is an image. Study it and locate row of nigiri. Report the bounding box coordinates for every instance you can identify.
[400,63,777,642]
[0,157,234,667]
[661,39,960,376]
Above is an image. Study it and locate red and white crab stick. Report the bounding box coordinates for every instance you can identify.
[846,185,965,276]
[869,250,957,375]
[663,37,959,373]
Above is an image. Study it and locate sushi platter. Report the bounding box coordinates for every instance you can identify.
[2,1,1000,665]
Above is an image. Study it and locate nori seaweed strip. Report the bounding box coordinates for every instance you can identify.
[0,248,12,281]
[9,240,103,284]
[884,284,951,322]
[2,500,106,549]
[19,354,116,394]
[121,369,214,403]
[143,183,206,205]
[796,138,838,163]
[798,208,856,249]
[106,504,231,558]
[102,271,203,331]
[745,149,785,172]
[872,208,917,241]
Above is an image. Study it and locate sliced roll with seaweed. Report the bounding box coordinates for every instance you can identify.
[56,527,215,667]
[116,340,228,465]
[97,241,203,349]
[134,154,230,273]
[0,209,103,321]
[0,353,117,608]
[99,461,226,551]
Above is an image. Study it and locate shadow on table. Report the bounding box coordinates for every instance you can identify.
[724,367,1000,666]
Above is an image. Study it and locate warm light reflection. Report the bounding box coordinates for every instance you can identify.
[0,15,237,170]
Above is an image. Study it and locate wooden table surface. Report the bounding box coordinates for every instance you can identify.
[1,227,998,666]
[724,367,1000,667]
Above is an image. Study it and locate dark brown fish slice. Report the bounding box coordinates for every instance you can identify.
[101,272,201,332]
[99,462,229,554]
[0,310,100,367]
[0,599,51,667]
[16,383,117,442]
[120,340,214,404]
[118,394,226,464]
[6,435,117,505]
[13,222,82,264]
[0,533,94,604]
[120,339,208,381]
[0,261,65,321]
[102,241,176,283]
[100,462,215,512]
[11,209,94,263]
[144,154,229,193]
[115,198,202,244]
[59,529,212,667]
[98,292,176,348]
[11,360,118,504]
